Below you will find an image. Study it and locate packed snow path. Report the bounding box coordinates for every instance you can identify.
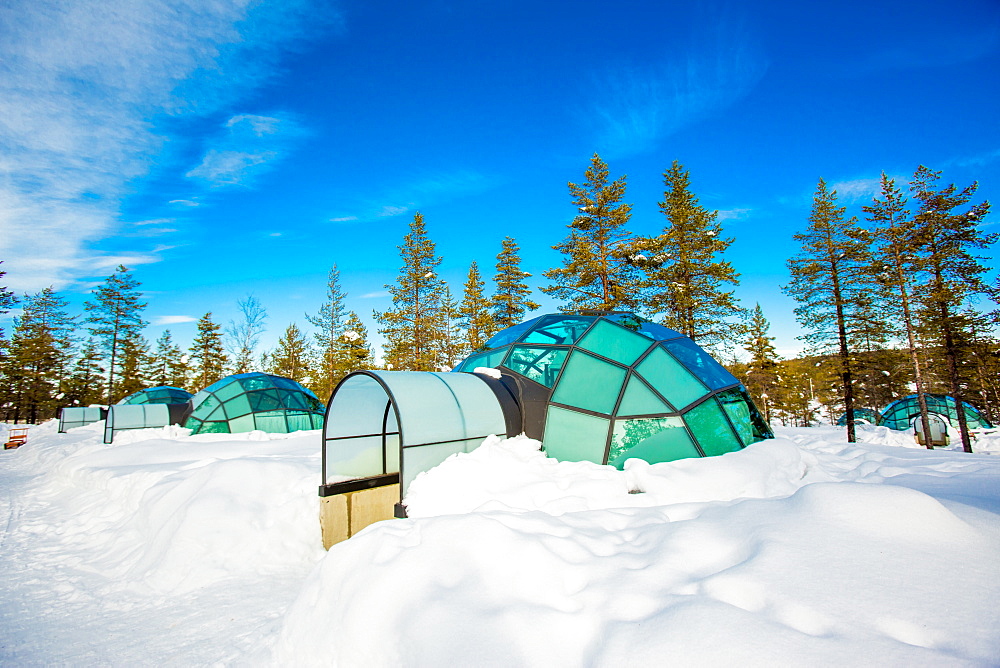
[0,421,998,666]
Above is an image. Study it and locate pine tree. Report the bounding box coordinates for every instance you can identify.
[458,261,496,354]
[910,166,995,452]
[375,212,446,371]
[641,161,744,349]
[84,265,147,404]
[306,265,349,401]
[268,323,312,384]
[4,288,76,422]
[341,311,373,375]
[742,303,780,423]
[784,179,876,442]
[492,236,539,328]
[434,285,463,370]
[542,153,639,312]
[189,313,228,388]
[226,294,267,374]
[862,173,935,447]
[150,330,190,388]
[115,335,150,401]
[62,339,106,408]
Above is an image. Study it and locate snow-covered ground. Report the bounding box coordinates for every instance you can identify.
[1,420,998,666]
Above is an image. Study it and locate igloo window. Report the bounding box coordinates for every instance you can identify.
[550,351,627,415]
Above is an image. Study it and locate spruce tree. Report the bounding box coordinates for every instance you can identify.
[909,166,995,452]
[863,173,934,447]
[742,303,780,423]
[784,179,875,442]
[268,323,312,384]
[434,284,463,370]
[458,261,496,354]
[84,265,147,404]
[150,330,189,388]
[642,161,744,349]
[4,288,75,422]
[189,313,228,388]
[375,212,446,371]
[542,153,639,312]
[226,294,267,374]
[306,265,349,400]
[341,311,374,375]
[62,339,106,408]
[116,335,150,401]
[492,236,539,328]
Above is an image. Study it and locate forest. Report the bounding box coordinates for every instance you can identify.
[1,155,996,450]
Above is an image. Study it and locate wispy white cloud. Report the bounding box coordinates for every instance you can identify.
[376,205,410,218]
[584,13,767,157]
[186,113,306,187]
[716,208,752,222]
[169,199,201,207]
[152,315,197,326]
[848,23,998,75]
[359,291,390,299]
[828,177,882,203]
[0,0,338,292]
[333,169,494,223]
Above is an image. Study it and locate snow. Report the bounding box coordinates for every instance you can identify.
[1,421,998,665]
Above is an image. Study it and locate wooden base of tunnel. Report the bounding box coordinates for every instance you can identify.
[320,483,400,549]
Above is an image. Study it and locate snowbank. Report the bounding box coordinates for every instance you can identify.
[1,421,998,665]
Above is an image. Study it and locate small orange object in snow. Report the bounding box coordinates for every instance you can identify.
[4,428,28,449]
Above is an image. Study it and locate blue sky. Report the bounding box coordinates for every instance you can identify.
[2,0,999,361]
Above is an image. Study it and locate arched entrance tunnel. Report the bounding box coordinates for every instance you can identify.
[319,370,520,547]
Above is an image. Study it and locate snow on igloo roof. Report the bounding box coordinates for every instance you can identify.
[118,386,193,405]
[185,372,324,435]
[452,312,772,468]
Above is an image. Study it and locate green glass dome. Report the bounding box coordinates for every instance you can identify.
[453,312,772,468]
[879,394,992,431]
[185,372,324,435]
[118,386,193,405]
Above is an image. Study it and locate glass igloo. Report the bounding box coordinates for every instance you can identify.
[879,393,992,431]
[185,372,324,435]
[452,312,772,467]
[836,408,881,426]
[118,386,193,405]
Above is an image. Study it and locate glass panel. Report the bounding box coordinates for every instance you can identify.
[608,417,700,468]
[272,376,300,391]
[250,389,283,412]
[186,417,202,431]
[717,386,772,443]
[481,316,543,349]
[284,413,308,432]
[224,392,252,418]
[576,318,654,366]
[542,406,610,464]
[228,414,256,433]
[240,375,273,392]
[199,420,230,434]
[635,346,708,411]
[503,346,568,387]
[254,413,289,433]
[662,338,737,390]
[521,315,595,345]
[636,321,684,342]
[213,380,244,403]
[324,375,393,480]
[617,375,674,416]
[401,438,484,493]
[390,372,506,447]
[550,351,627,415]
[684,398,742,457]
[192,393,220,419]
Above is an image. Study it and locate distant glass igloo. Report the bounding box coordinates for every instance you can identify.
[185,372,324,435]
[118,386,193,405]
[452,312,772,467]
[879,393,992,431]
